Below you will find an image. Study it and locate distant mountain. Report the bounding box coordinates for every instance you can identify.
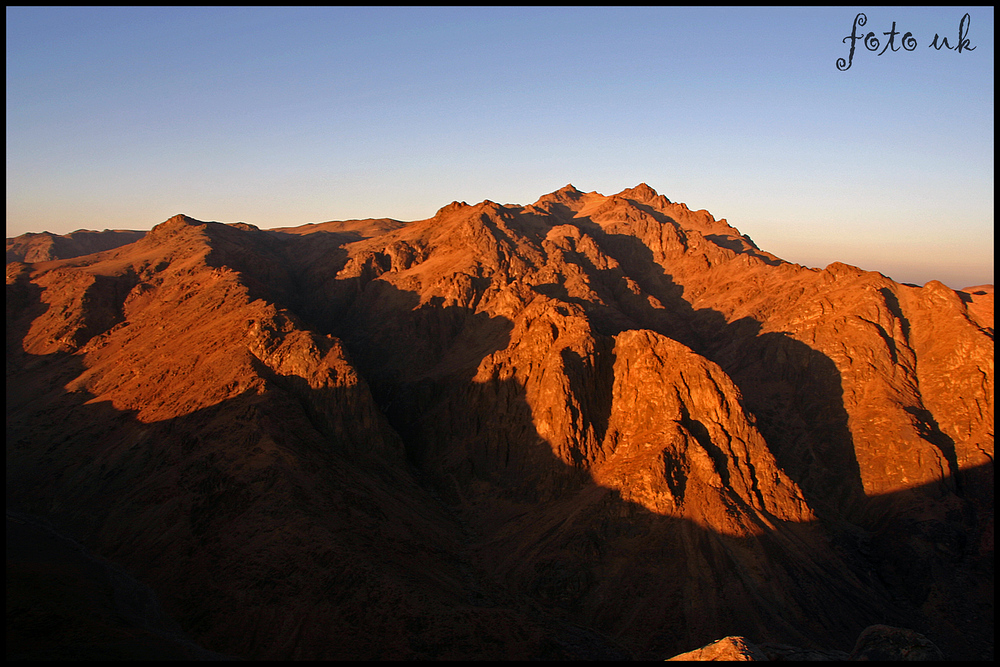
[6,229,147,263]
[6,185,993,659]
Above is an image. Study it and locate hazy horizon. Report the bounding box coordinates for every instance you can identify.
[6,7,994,289]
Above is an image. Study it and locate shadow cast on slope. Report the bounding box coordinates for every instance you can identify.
[8,266,625,660]
[6,249,992,661]
[273,277,956,657]
[310,273,990,660]
[529,203,868,520]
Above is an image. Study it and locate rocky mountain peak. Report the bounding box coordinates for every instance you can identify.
[161,213,204,228]
[618,182,668,204]
[531,183,587,210]
[435,200,470,218]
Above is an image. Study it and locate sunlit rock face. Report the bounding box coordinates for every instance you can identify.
[6,185,993,660]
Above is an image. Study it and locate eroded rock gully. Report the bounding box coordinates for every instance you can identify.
[6,185,993,659]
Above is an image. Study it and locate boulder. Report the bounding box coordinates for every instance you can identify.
[666,636,769,661]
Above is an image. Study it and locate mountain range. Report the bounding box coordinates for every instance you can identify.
[6,184,993,659]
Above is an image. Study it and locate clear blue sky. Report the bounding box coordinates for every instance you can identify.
[6,7,994,288]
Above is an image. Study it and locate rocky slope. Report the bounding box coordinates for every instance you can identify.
[6,185,993,659]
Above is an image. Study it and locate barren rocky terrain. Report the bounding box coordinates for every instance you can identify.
[6,184,993,659]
